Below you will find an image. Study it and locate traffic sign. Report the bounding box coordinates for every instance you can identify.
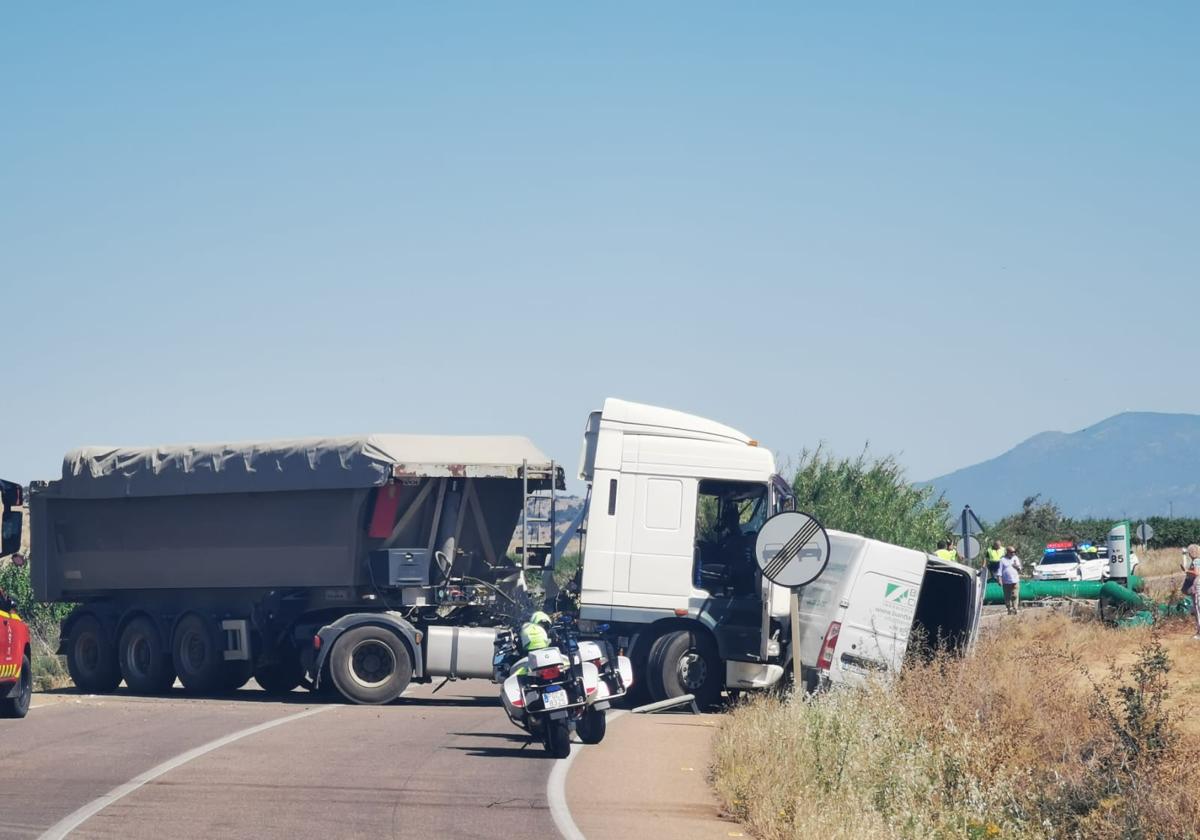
[956,536,981,561]
[1136,522,1154,543]
[755,511,831,588]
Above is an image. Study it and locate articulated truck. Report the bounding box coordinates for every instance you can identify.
[31,399,982,706]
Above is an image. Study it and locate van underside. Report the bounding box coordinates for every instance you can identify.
[911,560,977,653]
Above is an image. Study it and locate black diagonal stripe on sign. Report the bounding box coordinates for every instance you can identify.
[761,523,811,579]
[764,520,818,579]
[765,519,821,581]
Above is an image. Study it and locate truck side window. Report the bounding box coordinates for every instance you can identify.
[694,480,768,596]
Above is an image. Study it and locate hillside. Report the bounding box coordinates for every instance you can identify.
[922,412,1200,520]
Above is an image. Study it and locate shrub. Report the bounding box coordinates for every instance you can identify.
[790,447,951,553]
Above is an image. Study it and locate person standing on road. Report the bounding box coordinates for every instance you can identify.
[998,546,1022,615]
[1180,545,1200,639]
[986,540,1004,583]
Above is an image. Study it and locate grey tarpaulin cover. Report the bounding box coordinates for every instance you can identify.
[56,434,553,499]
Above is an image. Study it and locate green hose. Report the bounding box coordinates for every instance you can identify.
[983,576,1145,605]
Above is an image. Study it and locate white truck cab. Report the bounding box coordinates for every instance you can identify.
[576,398,983,707]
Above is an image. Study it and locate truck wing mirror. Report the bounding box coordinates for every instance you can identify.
[0,509,21,558]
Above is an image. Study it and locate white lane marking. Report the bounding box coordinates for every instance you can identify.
[547,710,627,840]
[38,705,333,840]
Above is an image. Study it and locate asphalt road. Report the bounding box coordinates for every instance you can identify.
[0,681,559,840]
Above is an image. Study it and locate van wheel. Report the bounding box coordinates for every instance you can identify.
[0,654,32,718]
[119,617,175,693]
[647,629,721,710]
[172,613,225,694]
[67,614,121,693]
[328,626,412,704]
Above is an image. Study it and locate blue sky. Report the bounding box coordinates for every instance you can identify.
[2,4,1197,504]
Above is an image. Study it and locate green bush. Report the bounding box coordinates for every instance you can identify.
[791,447,951,553]
[0,559,71,637]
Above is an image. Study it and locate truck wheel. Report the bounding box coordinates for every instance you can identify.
[577,706,607,744]
[543,718,572,759]
[328,625,412,705]
[255,654,304,695]
[0,654,32,718]
[220,661,253,692]
[172,613,225,694]
[119,617,175,694]
[67,614,121,693]
[646,629,721,711]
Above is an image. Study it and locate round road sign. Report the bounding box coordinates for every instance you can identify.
[1136,522,1154,542]
[956,536,981,561]
[754,511,831,588]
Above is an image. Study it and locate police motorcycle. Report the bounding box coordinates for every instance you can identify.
[493,612,625,758]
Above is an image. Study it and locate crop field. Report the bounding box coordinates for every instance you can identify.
[713,608,1200,839]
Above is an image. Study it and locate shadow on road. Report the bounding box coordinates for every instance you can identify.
[446,744,547,759]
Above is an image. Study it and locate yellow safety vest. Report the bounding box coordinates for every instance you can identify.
[934,549,957,562]
[986,547,1004,564]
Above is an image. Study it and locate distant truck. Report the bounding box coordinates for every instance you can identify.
[1,479,32,718]
[31,400,984,706]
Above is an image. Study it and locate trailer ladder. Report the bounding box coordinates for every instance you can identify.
[520,459,557,571]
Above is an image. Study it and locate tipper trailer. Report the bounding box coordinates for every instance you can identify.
[31,399,983,706]
[32,435,563,703]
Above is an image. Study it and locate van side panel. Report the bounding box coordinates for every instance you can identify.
[834,559,924,679]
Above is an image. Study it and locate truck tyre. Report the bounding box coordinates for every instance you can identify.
[0,654,32,719]
[577,706,607,744]
[67,614,121,693]
[544,718,572,759]
[221,661,253,692]
[172,613,225,694]
[328,625,412,705]
[646,629,721,711]
[119,617,175,694]
[255,654,304,695]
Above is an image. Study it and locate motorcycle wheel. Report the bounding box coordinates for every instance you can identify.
[544,719,572,759]
[577,706,607,745]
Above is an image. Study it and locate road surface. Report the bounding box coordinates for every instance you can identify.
[0,681,559,840]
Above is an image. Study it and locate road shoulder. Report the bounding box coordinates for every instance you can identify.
[566,711,744,840]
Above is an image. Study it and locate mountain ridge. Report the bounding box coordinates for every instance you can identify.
[922,412,1200,520]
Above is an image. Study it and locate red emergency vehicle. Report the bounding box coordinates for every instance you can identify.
[1,478,31,718]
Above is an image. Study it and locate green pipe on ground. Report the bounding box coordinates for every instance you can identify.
[983,576,1144,605]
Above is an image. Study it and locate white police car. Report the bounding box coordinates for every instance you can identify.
[1032,542,1109,581]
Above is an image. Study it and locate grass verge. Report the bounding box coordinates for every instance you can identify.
[712,614,1200,839]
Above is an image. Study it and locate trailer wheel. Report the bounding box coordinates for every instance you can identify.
[0,654,32,718]
[328,625,412,705]
[172,613,225,694]
[67,614,121,693]
[646,629,721,710]
[119,617,175,694]
[255,653,304,695]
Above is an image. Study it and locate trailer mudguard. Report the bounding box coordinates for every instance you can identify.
[311,611,425,685]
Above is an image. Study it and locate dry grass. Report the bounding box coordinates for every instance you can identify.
[1138,546,1186,580]
[712,613,1200,839]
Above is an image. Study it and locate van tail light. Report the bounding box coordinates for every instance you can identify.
[816,621,842,671]
[538,666,562,680]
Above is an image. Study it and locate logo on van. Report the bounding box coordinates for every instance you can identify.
[884,583,916,606]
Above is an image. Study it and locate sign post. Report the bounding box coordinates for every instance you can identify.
[958,505,984,565]
[754,511,832,690]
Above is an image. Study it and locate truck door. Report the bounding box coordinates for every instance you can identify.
[694,480,769,662]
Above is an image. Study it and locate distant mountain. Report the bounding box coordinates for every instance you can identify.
[922,412,1200,520]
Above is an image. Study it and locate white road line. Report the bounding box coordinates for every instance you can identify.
[547,710,627,840]
[38,705,333,840]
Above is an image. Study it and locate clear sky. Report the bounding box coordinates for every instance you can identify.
[2,3,1197,494]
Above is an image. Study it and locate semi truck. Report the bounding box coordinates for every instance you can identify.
[30,399,983,706]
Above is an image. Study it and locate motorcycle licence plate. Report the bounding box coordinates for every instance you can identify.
[543,689,569,710]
